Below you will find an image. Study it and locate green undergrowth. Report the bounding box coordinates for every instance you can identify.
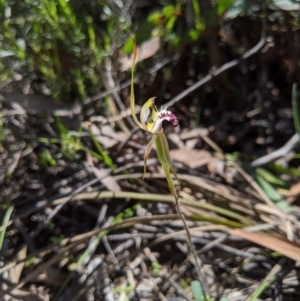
[1,1,300,300]
[0,0,130,102]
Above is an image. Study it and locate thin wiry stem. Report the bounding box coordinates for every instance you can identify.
[130,35,209,296]
[173,194,209,297]
[156,134,209,297]
[130,37,143,130]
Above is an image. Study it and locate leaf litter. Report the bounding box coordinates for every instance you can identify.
[1,4,300,301]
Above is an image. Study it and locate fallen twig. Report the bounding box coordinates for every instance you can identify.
[250,133,300,167]
[164,14,267,108]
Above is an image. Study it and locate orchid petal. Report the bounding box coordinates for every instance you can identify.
[143,135,157,179]
[140,97,155,130]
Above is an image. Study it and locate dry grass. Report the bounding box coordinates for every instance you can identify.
[1,1,300,300]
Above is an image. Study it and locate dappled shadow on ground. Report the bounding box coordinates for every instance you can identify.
[1,3,300,301]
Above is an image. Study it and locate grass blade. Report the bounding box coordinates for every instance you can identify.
[0,205,14,250]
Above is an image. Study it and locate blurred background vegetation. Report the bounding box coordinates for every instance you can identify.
[1,0,300,300]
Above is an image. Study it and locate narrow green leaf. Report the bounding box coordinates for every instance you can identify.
[0,206,14,250]
[89,128,115,169]
[256,168,287,187]
[248,274,278,301]
[255,174,292,213]
[270,163,300,177]
[191,280,206,301]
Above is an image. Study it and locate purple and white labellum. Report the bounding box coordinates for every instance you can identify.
[150,108,179,133]
[158,108,179,128]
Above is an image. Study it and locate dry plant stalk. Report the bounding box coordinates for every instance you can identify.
[130,37,208,296]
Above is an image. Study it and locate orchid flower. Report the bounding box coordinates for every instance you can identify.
[129,40,208,295]
[130,38,180,197]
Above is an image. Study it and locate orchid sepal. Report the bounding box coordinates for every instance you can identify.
[140,97,156,131]
[143,135,157,179]
[130,37,180,193]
